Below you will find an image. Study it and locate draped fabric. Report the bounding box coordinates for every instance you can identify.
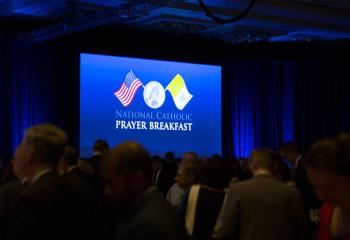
[223,60,350,158]
[0,40,78,162]
[222,61,295,158]
[0,39,349,162]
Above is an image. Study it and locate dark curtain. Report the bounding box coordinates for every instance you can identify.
[0,40,11,163]
[223,60,350,158]
[222,61,295,158]
[0,40,78,163]
[294,61,350,151]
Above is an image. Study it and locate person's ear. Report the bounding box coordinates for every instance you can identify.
[25,144,36,165]
[249,163,255,172]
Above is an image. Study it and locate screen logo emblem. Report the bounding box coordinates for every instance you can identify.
[114,70,193,110]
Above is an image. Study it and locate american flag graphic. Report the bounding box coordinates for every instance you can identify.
[114,70,143,107]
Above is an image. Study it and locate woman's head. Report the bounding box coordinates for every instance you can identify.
[305,135,350,209]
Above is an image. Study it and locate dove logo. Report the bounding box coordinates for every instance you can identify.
[143,81,166,109]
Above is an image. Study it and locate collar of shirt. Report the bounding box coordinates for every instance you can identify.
[67,165,79,173]
[32,168,53,184]
[295,155,302,168]
[21,177,28,185]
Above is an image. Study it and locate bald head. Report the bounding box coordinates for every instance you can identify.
[103,141,152,179]
[102,142,153,208]
[182,151,198,164]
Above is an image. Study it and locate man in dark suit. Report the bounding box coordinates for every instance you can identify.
[6,123,103,240]
[88,139,109,177]
[0,180,26,238]
[280,142,322,239]
[59,145,98,188]
[102,141,186,240]
[59,145,114,240]
[157,151,178,196]
[218,148,306,240]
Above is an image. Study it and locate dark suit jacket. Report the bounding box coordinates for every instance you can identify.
[88,155,102,177]
[87,155,104,191]
[221,174,306,240]
[295,156,322,238]
[295,156,322,210]
[67,166,100,190]
[115,186,186,240]
[0,180,26,238]
[184,185,226,240]
[157,161,178,196]
[6,171,104,240]
[62,167,114,239]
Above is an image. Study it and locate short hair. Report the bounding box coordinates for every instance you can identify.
[280,141,301,155]
[24,124,67,166]
[182,151,198,164]
[211,154,222,161]
[304,136,350,176]
[62,146,79,166]
[201,158,230,189]
[249,148,275,170]
[178,161,202,182]
[93,139,110,152]
[104,142,153,180]
[165,151,174,161]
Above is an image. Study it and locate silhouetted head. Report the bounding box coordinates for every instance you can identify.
[13,123,67,181]
[93,139,110,155]
[58,145,79,175]
[305,135,350,209]
[102,141,152,209]
[249,148,275,174]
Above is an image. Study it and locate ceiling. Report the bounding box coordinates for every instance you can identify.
[0,0,350,43]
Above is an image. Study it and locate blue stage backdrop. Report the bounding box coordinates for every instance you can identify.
[80,53,222,158]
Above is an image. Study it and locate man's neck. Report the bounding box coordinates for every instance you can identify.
[253,169,271,176]
[93,151,102,156]
[294,154,302,168]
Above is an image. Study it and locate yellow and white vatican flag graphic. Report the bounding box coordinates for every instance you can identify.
[165,74,193,110]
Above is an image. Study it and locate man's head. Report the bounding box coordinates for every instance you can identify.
[175,161,201,189]
[102,141,152,209]
[151,155,163,172]
[58,146,79,175]
[93,139,110,155]
[201,158,230,189]
[305,136,350,210]
[249,148,275,174]
[181,151,198,164]
[165,151,175,162]
[13,124,67,181]
[279,141,301,166]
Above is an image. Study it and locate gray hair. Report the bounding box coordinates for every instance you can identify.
[24,123,67,166]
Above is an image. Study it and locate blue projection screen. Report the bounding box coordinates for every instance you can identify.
[80,53,222,158]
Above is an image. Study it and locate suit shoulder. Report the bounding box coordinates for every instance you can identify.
[0,181,22,193]
[283,185,301,196]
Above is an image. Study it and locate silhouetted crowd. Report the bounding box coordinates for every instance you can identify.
[0,123,349,240]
